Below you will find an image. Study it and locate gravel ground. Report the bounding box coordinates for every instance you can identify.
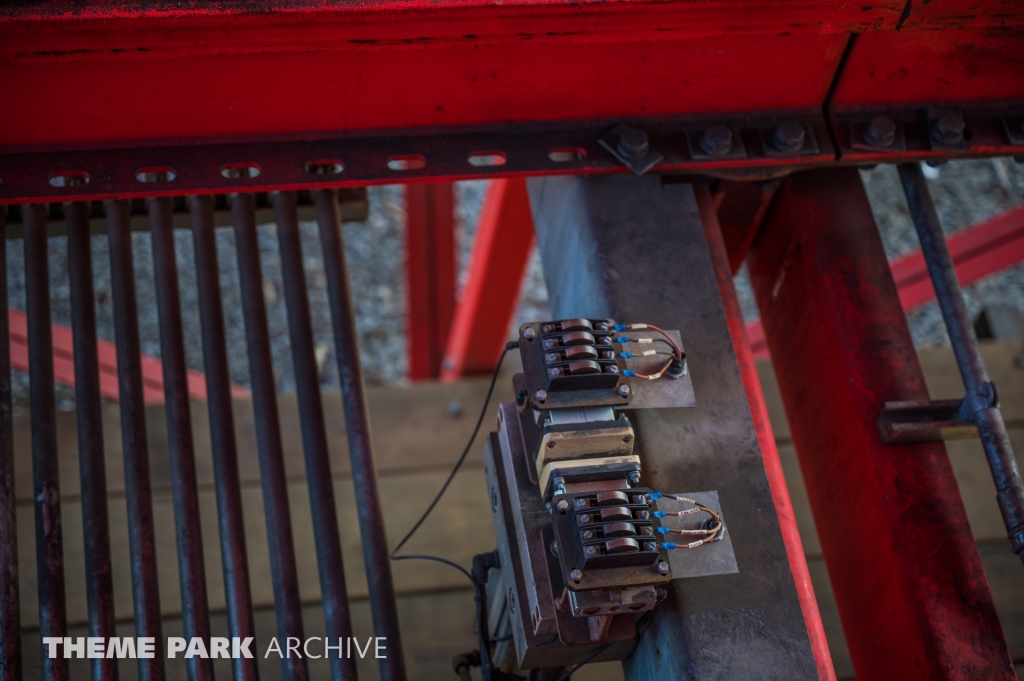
[5,158,1023,409]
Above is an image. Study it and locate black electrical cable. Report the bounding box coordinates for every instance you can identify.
[391,554,476,588]
[391,341,518,557]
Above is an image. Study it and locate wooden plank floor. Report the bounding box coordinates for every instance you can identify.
[11,341,1024,680]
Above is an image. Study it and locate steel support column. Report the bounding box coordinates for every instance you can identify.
[527,174,818,679]
[747,167,1013,680]
[406,182,456,380]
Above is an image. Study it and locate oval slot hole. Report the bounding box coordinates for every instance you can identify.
[549,147,586,162]
[305,159,344,175]
[468,151,506,167]
[135,167,176,183]
[48,172,90,188]
[387,155,426,171]
[221,163,261,179]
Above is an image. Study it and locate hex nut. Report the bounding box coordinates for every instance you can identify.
[534,389,547,402]
[556,499,570,513]
[773,120,806,153]
[618,384,631,397]
[570,568,583,582]
[523,326,536,340]
[699,124,733,157]
[617,127,650,159]
[864,116,896,148]
[657,561,669,575]
[932,110,965,145]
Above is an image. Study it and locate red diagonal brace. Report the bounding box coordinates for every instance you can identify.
[440,178,535,381]
[748,167,1012,681]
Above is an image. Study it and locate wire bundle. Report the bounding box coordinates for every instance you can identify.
[649,492,724,550]
[612,323,684,380]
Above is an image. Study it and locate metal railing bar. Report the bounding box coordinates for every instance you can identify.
[66,201,119,681]
[190,194,260,681]
[105,198,166,681]
[313,189,407,681]
[230,193,309,681]
[273,191,358,681]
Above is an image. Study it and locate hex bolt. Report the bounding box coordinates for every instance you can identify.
[523,326,536,340]
[584,546,598,558]
[863,116,897,148]
[556,499,570,514]
[656,589,668,601]
[574,498,588,510]
[535,389,547,403]
[570,568,583,582]
[657,561,669,575]
[553,477,566,492]
[617,384,630,397]
[932,110,965,145]
[773,120,806,153]
[699,124,733,157]
[617,126,650,159]
[627,471,641,485]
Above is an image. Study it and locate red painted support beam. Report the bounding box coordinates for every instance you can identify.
[695,184,836,681]
[748,167,1012,681]
[747,200,1024,359]
[406,182,456,379]
[8,310,248,404]
[440,178,535,381]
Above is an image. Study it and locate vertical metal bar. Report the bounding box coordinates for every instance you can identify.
[105,199,165,681]
[748,167,1013,679]
[230,193,308,681]
[406,182,456,380]
[189,195,259,681]
[148,197,214,681]
[314,189,406,681]
[66,201,118,681]
[694,185,836,681]
[898,163,1024,566]
[0,209,22,681]
[22,204,69,681]
[273,191,358,681]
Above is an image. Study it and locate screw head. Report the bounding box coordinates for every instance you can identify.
[627,471,641,485]
[574,498,588,510]
[584,546,598,558]
[556,499,569,513]
[548,368,562,378]
[773,120,806,153]
[617,127,650,159]
[543,338,557,349]
[534,389,547,402]
[570,568,583,582]
[617,384,630,397]
[582,530,595,539]
[932,110,965,145]
[699,124,733,157]
[864,116,896,148]
[645,542,657,552]
[657,561,669,575]
[579,514,591,525]
[605,365,619,375]
[523,327,536,340]
[637,510,650,520]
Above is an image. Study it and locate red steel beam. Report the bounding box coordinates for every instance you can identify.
[695,184,836,681]
[8,310,248,404]
[440,178,535,380]
[406,182,456,379]
[747,200,1024,359]
[748,167,1013,681]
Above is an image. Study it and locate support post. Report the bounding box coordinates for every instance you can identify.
[528,174,819,679]
[441,178,535,380]
[406,182,456,379]
[747,167,1013,680]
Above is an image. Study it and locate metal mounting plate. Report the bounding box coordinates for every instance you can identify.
[653,491,738,579]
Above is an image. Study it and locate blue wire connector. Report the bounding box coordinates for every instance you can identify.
[615,336,630,343]
[655,526,671,534]
[653,510,667,518]
[662,542,677,550]
[622,370,635,377]
[613,324,627,331]
[649,492,663,500]
[618,352,632,359]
